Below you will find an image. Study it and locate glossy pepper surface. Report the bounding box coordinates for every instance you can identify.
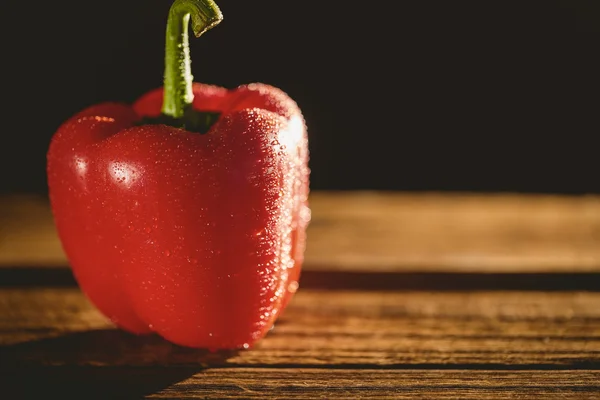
[46,0,309,349]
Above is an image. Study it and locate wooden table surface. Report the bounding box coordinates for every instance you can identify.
[1,191,599,399]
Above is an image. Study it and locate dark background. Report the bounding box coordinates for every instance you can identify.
[1,0,599,195]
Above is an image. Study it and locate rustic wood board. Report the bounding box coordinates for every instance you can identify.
[2,191,600,272]
[2,191,600,398]
[2,288,599,367]
[149,369,600,399]
[4,368,599,399]
[1,287,599,398]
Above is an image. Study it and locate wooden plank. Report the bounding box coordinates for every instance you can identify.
[2,192,600,272]
[150,369,600,399]
[0,195,64,267]
[308,191,600,273]
[3,368,599,399]
[2,288,599,367]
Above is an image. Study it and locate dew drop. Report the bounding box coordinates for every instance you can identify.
[164,250,171,257]
[288,281,299,293]
[145,227,152,234]
[242,343,250,349]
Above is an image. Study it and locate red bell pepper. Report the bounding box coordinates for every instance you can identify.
[46,0,310,350]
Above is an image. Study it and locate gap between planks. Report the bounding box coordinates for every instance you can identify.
[3,267,600,291]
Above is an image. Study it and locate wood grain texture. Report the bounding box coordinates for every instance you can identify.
[149,369,600,399]
[3,191,600,398]
[3,368,599,399]
[2,192,600,272]
[0,195,63,267]
[308,191,600,273]
[2,288,599,367]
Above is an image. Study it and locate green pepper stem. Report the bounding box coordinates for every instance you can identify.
[162,0,223,119]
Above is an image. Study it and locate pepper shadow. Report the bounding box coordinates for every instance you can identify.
[0,329,239,399]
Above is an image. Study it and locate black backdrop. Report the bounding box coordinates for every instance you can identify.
[1,0,598,194]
